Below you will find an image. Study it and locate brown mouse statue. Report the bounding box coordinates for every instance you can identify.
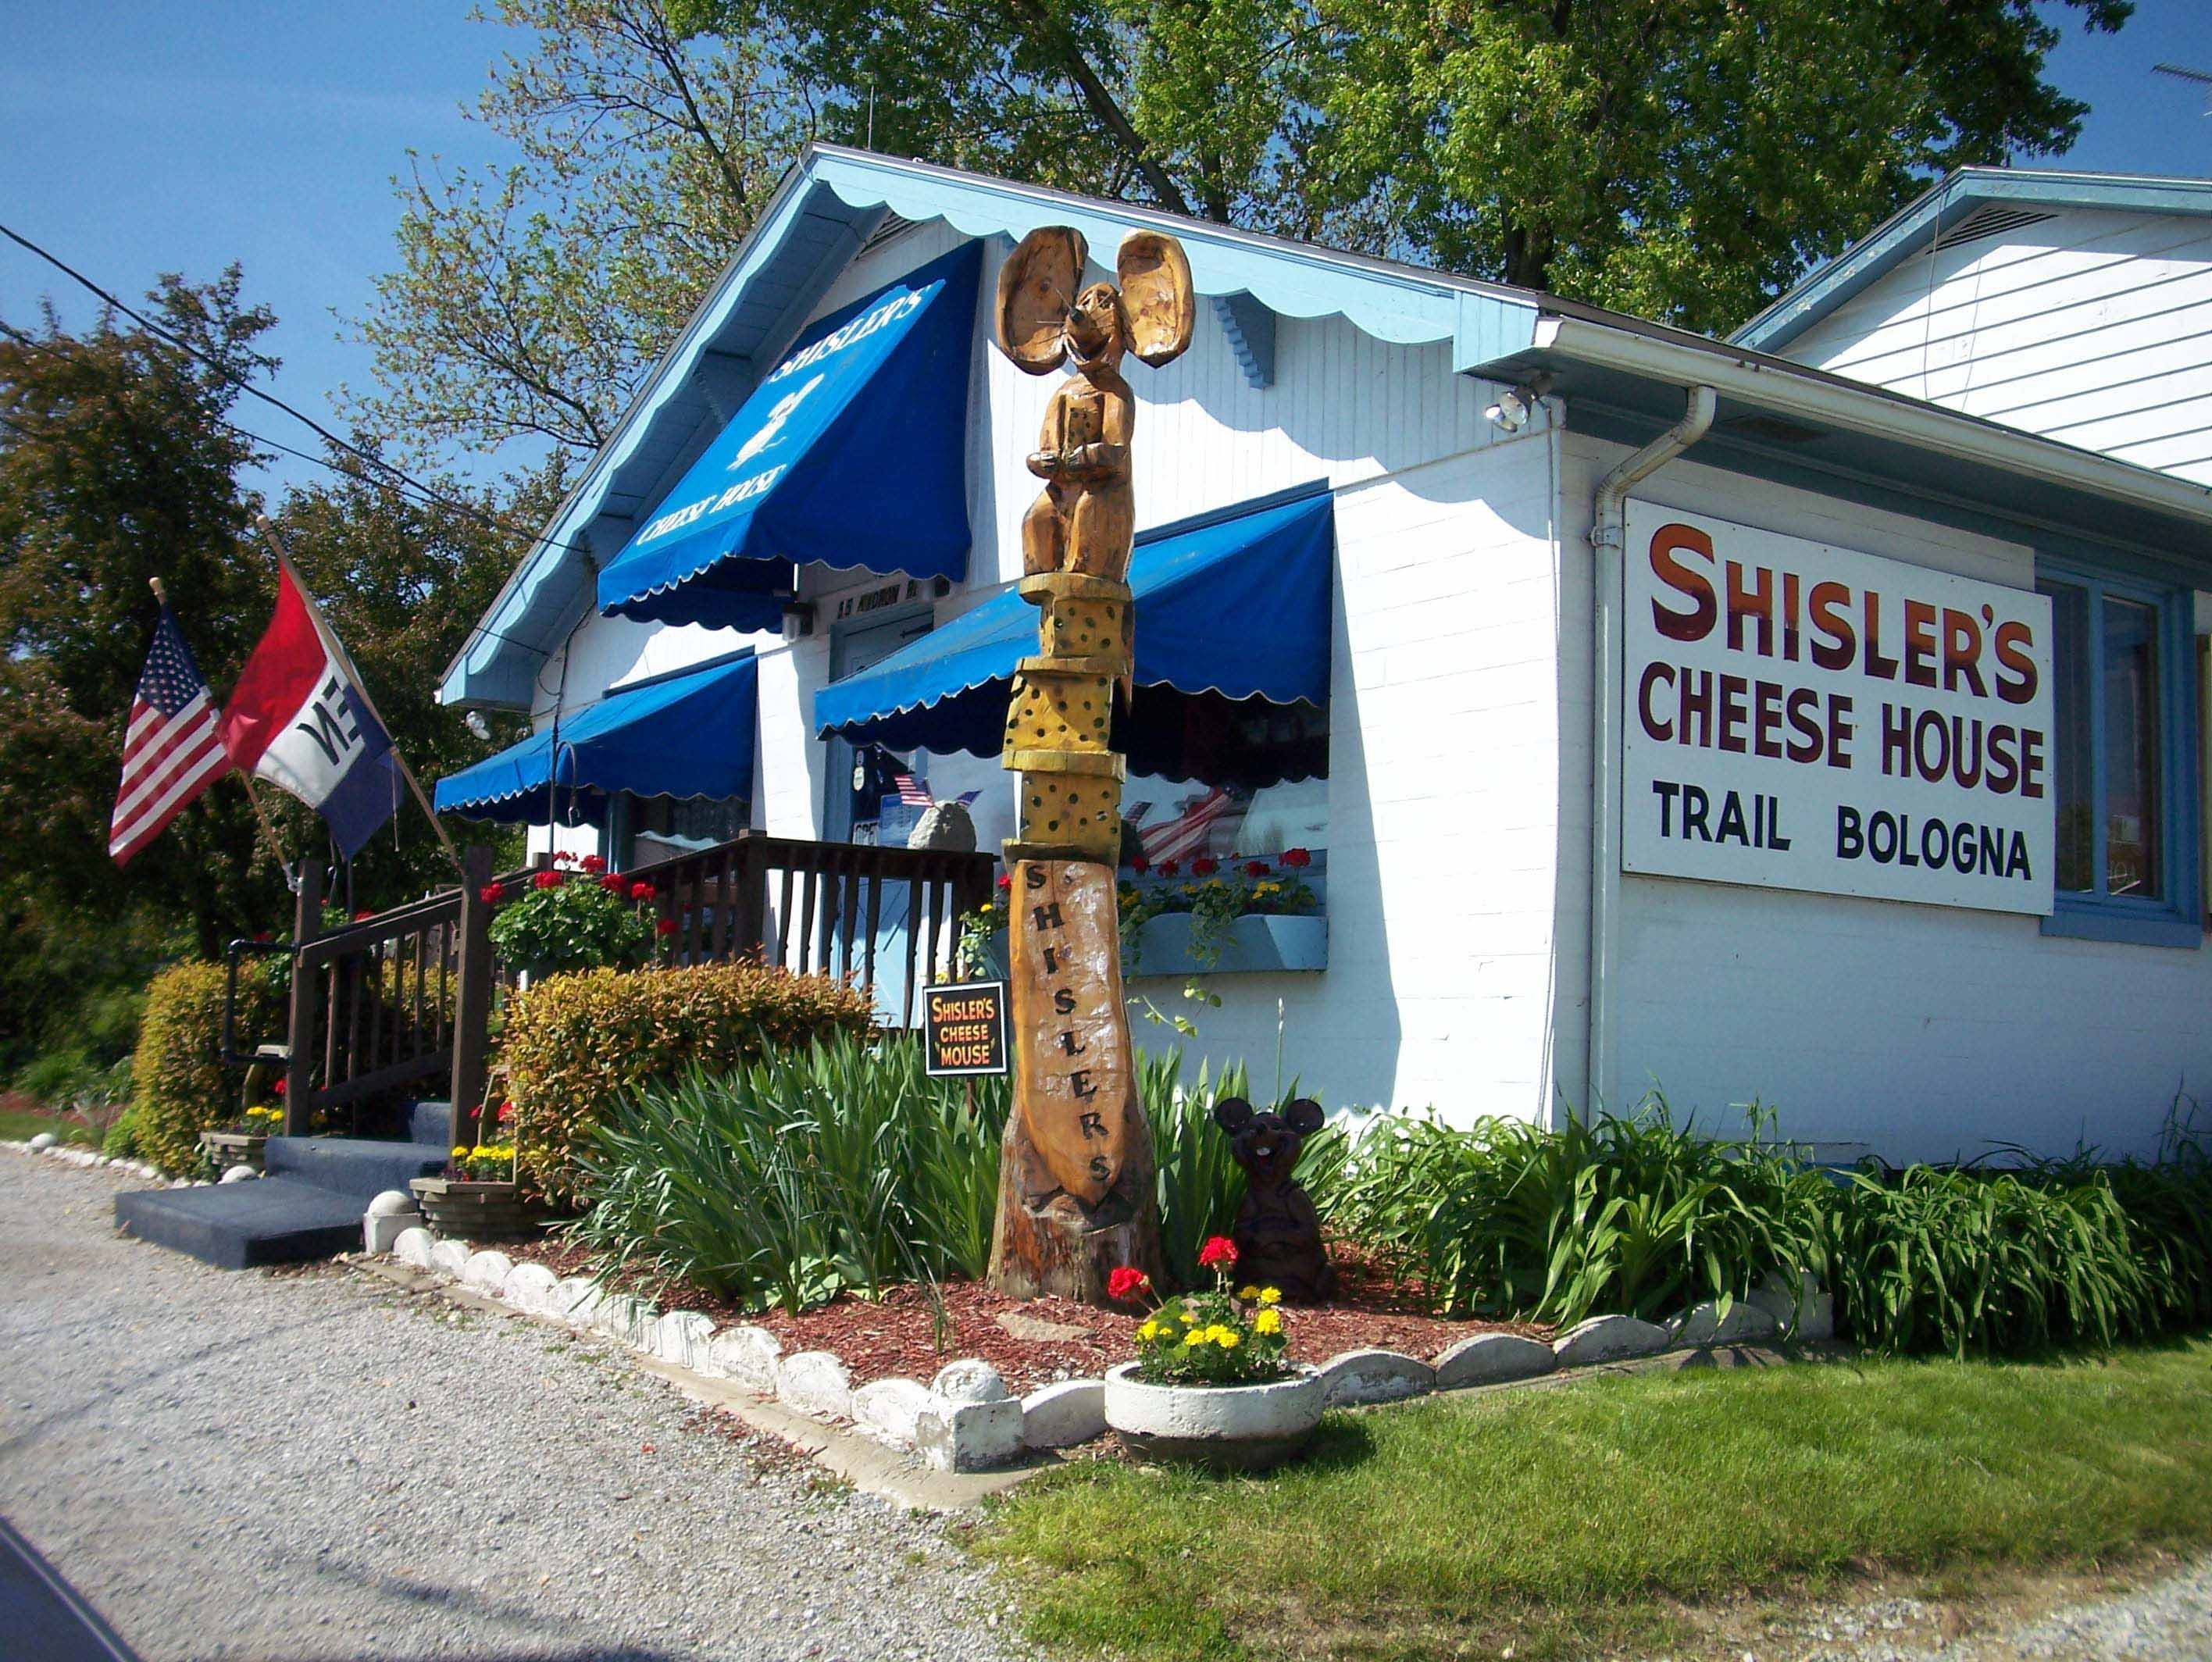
[1211,1095,1336,1304]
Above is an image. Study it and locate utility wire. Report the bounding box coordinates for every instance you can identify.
[0,219,603,659]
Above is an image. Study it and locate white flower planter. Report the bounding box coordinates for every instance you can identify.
[1102,1361,1324,1471]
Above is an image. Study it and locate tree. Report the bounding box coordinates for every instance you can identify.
[0,275,536,1067]
[353,0,2129,473]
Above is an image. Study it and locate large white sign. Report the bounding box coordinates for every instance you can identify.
[1622,504,2054,915]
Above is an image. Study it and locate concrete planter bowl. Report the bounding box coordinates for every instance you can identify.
[1103,1362,1325,1471]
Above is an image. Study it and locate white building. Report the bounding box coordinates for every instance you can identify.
[437,149,2212,1164]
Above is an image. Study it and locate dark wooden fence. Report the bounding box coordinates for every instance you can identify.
[263,835,994,1141]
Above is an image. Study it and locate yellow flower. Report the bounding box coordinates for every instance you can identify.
[1253,1308,1282,1335]
[1258,1287,1282,1306]
[1217,1330,1240,1348]
[1183,1329,1206,1346]
[1237,1285,1261,1301]
[451,1146,469,1159]
[1137,1321,1159,1342]
[1179,1309,1198,1324]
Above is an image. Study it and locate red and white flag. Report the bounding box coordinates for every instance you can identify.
[1140,787,1237,865]
[109,606,232,865]
[219,561,397,860]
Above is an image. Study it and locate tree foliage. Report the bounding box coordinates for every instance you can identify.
[351,0,2128,470]
[0,275,533,1068]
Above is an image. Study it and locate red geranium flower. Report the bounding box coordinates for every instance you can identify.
[655,917,679,936]
[531,870,562,890]
[1158,859,1179,877]
[579,853,607,874]
[1281,847,1312,868]
[497,1101,515,1125]
[1107,1266,1151,1302]
[271,1077,287,1097]
[598,872,626,892]
[478,883,504,904]
[1197,1235,1238,1270]
[1192,856,1219,877]
[996,872,1013,892]
[629,880,655,901]
[1243,860,1269,879]
[352,908,375,922]
[551,849,575,865]
[1130,855,1150,874]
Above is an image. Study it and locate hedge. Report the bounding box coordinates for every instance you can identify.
[132,961,283,1173]
[501,963,877,1204]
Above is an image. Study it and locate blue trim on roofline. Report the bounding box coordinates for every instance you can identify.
[439,148,1543,708]
[1734,167,2212,355]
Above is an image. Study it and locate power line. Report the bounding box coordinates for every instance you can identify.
[0,220,590,661]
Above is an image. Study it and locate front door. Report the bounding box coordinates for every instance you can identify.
[824,607,933,844]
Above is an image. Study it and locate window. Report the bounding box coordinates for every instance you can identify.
[615,793,748,870]
[2037,567,2200,946]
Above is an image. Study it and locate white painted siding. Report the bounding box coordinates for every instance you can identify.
[1786,206,2212,485]
[1564,436,2212,1163]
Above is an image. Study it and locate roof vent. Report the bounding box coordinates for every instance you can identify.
[1721,412,1825,447]
[1929,204,2057,252]
[858,212,915,257]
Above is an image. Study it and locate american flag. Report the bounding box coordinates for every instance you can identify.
[109,607,231,865]
[893,772,934,807]
[1140,787,1237,865]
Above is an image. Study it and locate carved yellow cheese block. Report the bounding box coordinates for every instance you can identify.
[1006,859,1133,1207]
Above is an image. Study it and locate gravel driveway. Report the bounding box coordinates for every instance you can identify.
[0,1153,1026,1662]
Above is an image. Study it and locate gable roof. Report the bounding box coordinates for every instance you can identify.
[1732,166,2212,355]
[442,148,2212,711]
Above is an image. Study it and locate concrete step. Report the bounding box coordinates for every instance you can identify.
[114,1179,369,1270]
[407,1099,454,1148]
[262,1136,448,1206]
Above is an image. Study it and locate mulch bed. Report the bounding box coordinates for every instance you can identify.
[508,1236,1548,1396]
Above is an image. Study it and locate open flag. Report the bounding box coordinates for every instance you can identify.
[109,606,232,866]
[219,562,397,859]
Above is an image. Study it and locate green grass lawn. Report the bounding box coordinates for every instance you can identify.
[969,1339,2212,1662]
[0,1106,98,1145]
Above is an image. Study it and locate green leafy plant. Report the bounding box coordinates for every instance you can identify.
[487,861,655,977]
[102,1105,144,1161]
[1115,1241,1291,1386]
[130,961,283,1174]
[500,960,877,1204]
[567,1033,1008,1311]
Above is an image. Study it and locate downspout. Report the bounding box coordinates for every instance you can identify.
[1584,384,1715,1119]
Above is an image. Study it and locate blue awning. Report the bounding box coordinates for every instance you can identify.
[433,653,759,824]
[595,240,980,633]
[812,486,1335,761]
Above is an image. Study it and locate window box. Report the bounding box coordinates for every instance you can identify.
[1126,911,1329,977]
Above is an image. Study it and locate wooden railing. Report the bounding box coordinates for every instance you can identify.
[262,835,994,1142]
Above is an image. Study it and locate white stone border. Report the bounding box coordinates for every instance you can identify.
[5,1136,177,1185]
[377,1214,1833,1473]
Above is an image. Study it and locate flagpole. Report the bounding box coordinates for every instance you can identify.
[149,576,294,876]
[250,515,466,881]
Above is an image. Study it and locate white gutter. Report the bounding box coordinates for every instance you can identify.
[1584,384,1716,1120]
[1538,316,2212,531]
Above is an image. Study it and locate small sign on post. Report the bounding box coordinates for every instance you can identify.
[922,979,1009,1077]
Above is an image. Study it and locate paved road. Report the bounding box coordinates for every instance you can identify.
[0,1154,1022,1662]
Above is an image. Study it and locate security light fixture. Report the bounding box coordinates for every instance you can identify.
[464,710,491,740]
[1484,374,1553,433]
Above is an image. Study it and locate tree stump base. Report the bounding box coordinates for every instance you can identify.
[988,1105,1161,1304]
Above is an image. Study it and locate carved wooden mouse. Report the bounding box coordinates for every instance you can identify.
[994,226,1194,583]
[1212,1095,1336,1304]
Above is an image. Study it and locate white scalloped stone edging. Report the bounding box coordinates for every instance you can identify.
[369,1228,1831,1471]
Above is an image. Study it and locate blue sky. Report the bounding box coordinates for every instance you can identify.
[2,0,2208,501]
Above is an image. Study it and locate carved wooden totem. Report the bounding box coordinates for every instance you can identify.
[986,225,1195,1303]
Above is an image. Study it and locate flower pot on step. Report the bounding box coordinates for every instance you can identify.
[409,1177,546,1243]
[1102,1361,1324,1471]
[199,1130,268,1172]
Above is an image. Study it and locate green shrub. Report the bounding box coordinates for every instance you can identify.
[1821,1167,2156,1357]
[14,1048,105,1108]
[103,1106,144,1161]
[131,961,283,1174]
[501,962,878,1203]
[571,1033,1007,1311]
[1325,1103,1830,1329]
